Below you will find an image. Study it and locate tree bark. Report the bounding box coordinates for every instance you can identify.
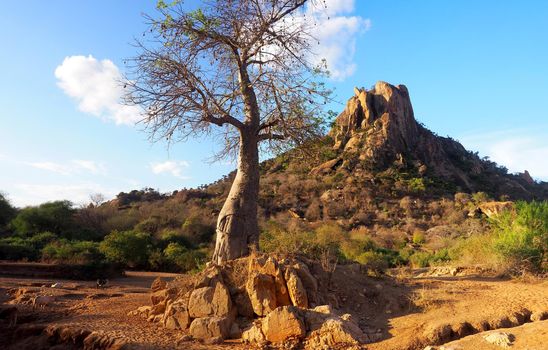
[212,128,260,264]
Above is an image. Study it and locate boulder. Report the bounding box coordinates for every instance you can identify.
[478,201,514,218]
[246,273,277,316]
[188,282,232,318]
[149,302,166,316]
[305,318,368,349]
[194,266,223,289]
[303,305,337,331]
[249,256,291,307]
[189,316,231,340]
[262,306,306,343]
[162,300,190,330]
[242,322,266,344]
[150,277,167,292]
[285,267,308,308]
[150,289,168,305]
[483,331,513,347]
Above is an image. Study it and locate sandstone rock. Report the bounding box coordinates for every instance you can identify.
[134,305,151,318]
[262,306,306,343]
[242,322,266,344]
[246,273,277,316]
[478,201,514,218]
[189,317,231,340]
[162,300,190,330]
[149,302,166,316]
[194,266,223,289]
[188,282,232,318]
[150,277,167,292]
[150,290,168,305]
[483,331,513,347]
[285,267,308,308]
[310,158,342,176]
[249,256,291,307]
[233,291,255,318]
[305,318,367,349]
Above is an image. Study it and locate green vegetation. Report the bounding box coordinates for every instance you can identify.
[492,201,548,272]
[1,183,547,276]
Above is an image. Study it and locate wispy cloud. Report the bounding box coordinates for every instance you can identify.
[150,160,190,179]
[24,160,107,176]
[459,127,548,181]
[55,55,141,126]
[12,183,116,207]
[306,0,371,80]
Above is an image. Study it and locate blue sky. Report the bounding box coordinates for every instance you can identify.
[1,0,547,207]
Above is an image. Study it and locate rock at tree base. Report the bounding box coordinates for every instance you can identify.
[285,267,309,309]
[162,300,190,330]
[189,316,231,340]
[246,273,278,316]
[150,277,167,292]
[262,306,306,343]
[188,282,232,318]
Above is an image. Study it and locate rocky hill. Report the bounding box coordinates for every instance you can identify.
[103,81,547,247]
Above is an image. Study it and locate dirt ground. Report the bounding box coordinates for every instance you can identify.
[0,268,547,350]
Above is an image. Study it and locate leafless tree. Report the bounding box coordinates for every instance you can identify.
[89,193,106,207]
[125,0,332,263]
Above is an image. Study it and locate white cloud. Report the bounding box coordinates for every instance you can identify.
[151,160,190,179]
[460,128,548,181]
[306,0,371,80]
[11,183,116,207]
[25,160,107,176]
[55,55,141,126]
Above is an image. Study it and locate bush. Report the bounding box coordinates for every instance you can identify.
[0,193,17,229]
[412,230,426,245]
[0,237,38,260]
[42,240,104,264]
[11,201,75,237]
[164,243,206,272]
[492,201,548,272]
[99,230,152,268]
[355,251,388,275]
[181,216,215,246]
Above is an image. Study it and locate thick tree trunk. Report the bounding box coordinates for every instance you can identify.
[212,129,260,264]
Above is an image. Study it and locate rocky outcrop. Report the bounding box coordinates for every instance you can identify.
[325,81,541,198]
[477,201,514,218]
[132,255,370,348]
[262,306,306,342]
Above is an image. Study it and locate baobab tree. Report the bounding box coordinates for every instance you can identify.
[126,0,332,263]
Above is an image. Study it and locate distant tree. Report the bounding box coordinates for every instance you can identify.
[126,0,332,263]
[99,230,152,268]
[11,200,75,237]
[89,193,106,207]
[0,193,17,229]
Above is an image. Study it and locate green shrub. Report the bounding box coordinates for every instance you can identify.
[41,240,103,264]
[412,230,426,245]
[409,251,432,268]
[492,201,548,272]
[164,243,206,272]
[407,178,426,193]
[0,237,38,260]
[355,251,388,275]
[181,216,215,246]
[99,230,152,268]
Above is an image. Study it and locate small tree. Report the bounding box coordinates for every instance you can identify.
[126,0,332,263]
